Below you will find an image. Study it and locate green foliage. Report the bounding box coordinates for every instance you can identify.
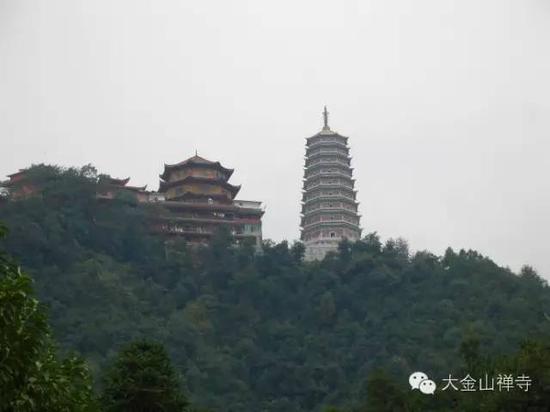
[0,225,98,412]
[362,370,408,412]
[1,164,550,411]
[354,338,550,412]
[101,340,189,412]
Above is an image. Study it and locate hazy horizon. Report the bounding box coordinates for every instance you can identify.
[1,1,549,276]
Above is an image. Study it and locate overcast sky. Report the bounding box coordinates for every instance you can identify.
[1,0,549,276]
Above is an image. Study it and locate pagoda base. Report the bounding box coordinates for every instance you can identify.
[304,239,341,261]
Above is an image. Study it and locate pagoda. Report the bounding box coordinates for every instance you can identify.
[300,107,362,260]
[156,154,263,247]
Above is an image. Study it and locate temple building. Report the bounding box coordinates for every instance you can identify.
[1,169,149,202]
[2,169,38,200]
[300,107,362,260]
[155,154,264,247]
[1,155,264,248]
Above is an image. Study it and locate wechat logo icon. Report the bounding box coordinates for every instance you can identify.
[409,371,436,395]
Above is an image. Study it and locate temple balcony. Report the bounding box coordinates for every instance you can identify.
[302,204,359,214]
[305,158,351,168]
[301,220,362,231]
[307,211,358,220]
[157,224,260,237]
[162,200,263,216]
[161,214,261,225]
[233,200,263,210]
[301,213,361,226]
[302,193,357,203]
[304,181,355,191]
[304,170,353,180]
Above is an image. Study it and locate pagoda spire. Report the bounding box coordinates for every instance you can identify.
[322,106,330,131]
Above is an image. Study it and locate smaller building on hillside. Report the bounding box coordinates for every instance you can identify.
[1,169,40,200]
[155,154,264,247]
[97,175,149,202]
[1,169,150,203]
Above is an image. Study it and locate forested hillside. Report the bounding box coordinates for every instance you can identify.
[1,165,549,411]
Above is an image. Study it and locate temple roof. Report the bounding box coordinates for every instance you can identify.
[162,200,264,215]
[124,184,148,192]
[3,169,35,187]
[159,175,241,197]
[160,155,234,180]
[7,169,26,178]
[99,175,146,191]
[100,176,131,186]
[307,130,348,140]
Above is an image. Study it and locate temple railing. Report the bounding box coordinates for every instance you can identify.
[305,158,350,168]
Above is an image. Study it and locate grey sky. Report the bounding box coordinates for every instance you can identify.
[1,1,549,276]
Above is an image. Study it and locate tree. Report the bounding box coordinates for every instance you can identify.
[318,291,337,325]
[290,241,306,263]
[0,223,98,412]
[101,340,189,412]
[361,370,407,412]
[3,164,550,411]
[337,238,352,265]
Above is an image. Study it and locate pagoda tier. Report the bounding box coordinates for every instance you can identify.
[159,175,241,202]
[300,107,362,261]
[159,155,242,203]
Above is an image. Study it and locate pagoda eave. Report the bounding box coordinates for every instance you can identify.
[159,176,240,195]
